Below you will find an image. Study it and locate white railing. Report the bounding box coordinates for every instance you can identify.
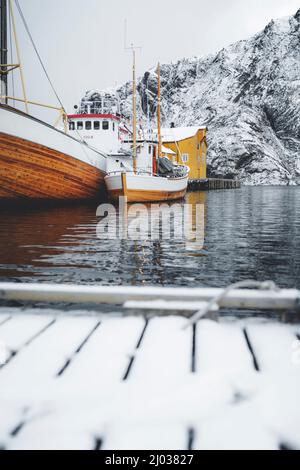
[0,282,299,314]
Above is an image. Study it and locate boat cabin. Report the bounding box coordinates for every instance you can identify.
[107,139,158,175]
[67,92,129,154]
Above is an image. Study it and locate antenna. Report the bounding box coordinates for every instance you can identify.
[124,19,127,50]
[123,19,142,174]
[124,18,142,52]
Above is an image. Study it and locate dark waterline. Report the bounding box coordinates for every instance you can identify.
[0,186,299,289]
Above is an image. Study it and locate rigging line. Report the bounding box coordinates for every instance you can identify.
[8,2,15,106]
[13,0,84,145]
[14,0,65,111]
[10,1,106,165]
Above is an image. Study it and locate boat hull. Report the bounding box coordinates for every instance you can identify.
[0,106,107,200]
[105,172,188,202]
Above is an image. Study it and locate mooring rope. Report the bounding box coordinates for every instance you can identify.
[184,280,280,328]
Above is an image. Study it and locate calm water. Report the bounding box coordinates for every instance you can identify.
[0,186,299,289]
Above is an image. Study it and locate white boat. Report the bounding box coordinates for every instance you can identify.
[105,168,189,202]
[104,57,189,203]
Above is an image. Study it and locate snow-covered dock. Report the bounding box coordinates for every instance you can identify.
[0,282,299,450]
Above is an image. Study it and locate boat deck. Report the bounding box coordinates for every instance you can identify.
[0,307,299,450]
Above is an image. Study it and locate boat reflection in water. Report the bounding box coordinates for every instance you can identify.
[0,193,206,285]
[96,193,207,284]
[1,187,299,289]
[96,193,206,249]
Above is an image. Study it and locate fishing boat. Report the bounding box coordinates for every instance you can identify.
[105,58,189,202]
[105,165,189,203]
[0,0,107,201]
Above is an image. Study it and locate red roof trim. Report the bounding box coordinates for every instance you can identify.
[67,113,120,121]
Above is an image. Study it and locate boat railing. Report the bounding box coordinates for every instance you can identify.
[0,95,68,132]
[106,170,152,176]
[78,100,120,116]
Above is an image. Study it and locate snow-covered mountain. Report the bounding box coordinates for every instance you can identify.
[82,10,300,185]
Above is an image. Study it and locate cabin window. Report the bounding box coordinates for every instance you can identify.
[85,121,92,130]
[102,121,109,130]
[69,122,75,131]
[182,153,189,163]
[94,121,100,130]
[77,121,83,130]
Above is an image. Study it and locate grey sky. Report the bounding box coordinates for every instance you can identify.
[9,0,300,121]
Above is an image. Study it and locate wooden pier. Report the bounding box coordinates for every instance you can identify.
[188,178,241,191]
[0,282,299,450]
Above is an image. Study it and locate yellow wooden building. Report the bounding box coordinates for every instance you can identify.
[160,126,207,180]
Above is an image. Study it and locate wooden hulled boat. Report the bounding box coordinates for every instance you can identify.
[105,171,189,202]
[0,1,107,201]
[105,57,189,203]
[0,105,107,200]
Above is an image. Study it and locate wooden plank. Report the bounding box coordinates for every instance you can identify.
[1,315,300,450]
[0,316,99,388]
[0,314,11,327]
[193,402,278,450]
[6,316,145,450]
[195,319,255,374]
[102,425,187,450]
[246,322,300,449]
[58,316,145,387]
[130,316,192,382]
[192,319,269,450]
[4,405,97,450]
[0,316,99,447]
[0,314,54,352]
[101,317,191,450]
[246,322,298,372]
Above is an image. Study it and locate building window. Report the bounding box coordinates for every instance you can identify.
[69,121,75,131]
[94,121,100,130]
[85,121,92,130]
[102,121,109,130]
[181,153,189,163]
[113,122,115,131]
[77,121,83,130]
[148,145,152,154]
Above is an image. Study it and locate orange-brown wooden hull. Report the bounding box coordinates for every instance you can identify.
[0,132,105,200]
[109,187,187,203]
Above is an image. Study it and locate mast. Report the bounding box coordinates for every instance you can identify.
[157,62,162,158]
[132,48,137,174]
[9,0,28,113]
[0,0,8,102]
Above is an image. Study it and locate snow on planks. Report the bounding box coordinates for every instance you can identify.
[0,310,299,450]
[245,323,300,449]
[191,319,274,450]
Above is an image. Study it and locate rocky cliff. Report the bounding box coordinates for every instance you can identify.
[83,9,300,184]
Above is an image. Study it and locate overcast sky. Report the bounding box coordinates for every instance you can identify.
[8,0,300,121]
